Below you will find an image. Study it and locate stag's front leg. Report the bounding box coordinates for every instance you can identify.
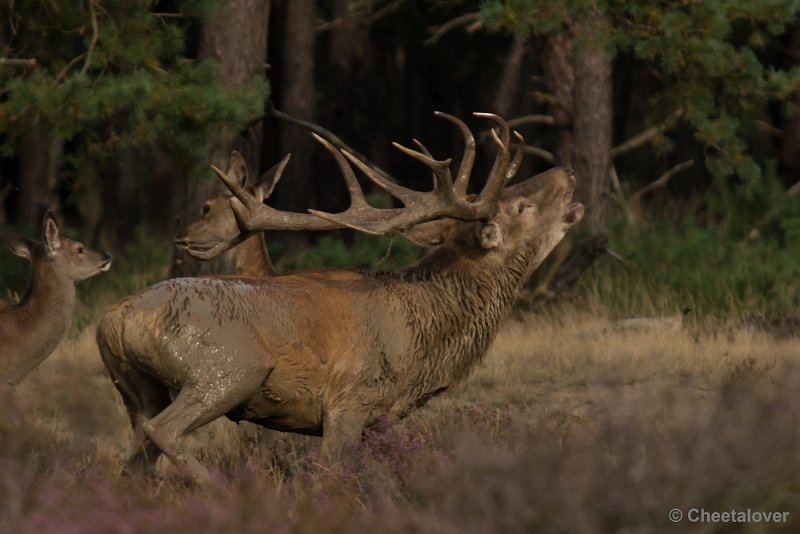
[318,405,370,462]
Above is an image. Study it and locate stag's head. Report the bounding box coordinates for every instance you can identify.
[474,166,583,274]
[210,112,582,269]
[175,152,287,260]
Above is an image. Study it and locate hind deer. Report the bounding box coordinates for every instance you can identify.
[174,151,285,278]
[1,212,111,385]
[97,112,583,484]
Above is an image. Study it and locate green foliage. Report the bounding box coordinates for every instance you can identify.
[588,202,800,318]
[273,233,424,273]
[0,0,267,168]
[616,0,800,184]
[479,0,800,185]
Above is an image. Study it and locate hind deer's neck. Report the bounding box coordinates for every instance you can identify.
[2,256,75,384]
[234,233,275,277]
[19,255,76,323]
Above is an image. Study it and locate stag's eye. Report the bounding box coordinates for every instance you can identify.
[202,204,211,216]
[77,246,84,254]
[517,202,526,214]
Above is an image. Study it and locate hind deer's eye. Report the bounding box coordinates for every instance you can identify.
[77,246,84,254]
[202,204,211,216]
[517,202,526,214]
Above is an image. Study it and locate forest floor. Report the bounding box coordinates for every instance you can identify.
[2,308,799,533]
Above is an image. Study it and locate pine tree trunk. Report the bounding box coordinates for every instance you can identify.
[572,14,612,235]
[318,0,370,214]
[275,0,316,220]
[172,0,270,277]
[782,26,800,185]
[494,37,526,117]
[543,31,575,167]
[17,127,61,229]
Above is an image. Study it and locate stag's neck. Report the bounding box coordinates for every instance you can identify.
[234,233,276,277]
[1,255,75,384]
[382,243,529,405]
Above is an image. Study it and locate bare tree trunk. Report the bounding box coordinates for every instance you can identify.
[275,0,316,219]
[172,0,270,277]
[782,26,800,186]
[572,13,612,235]
[494,36,526,117]
[315,0,371,215]
[17,128,61,229]
[542,31,575,167]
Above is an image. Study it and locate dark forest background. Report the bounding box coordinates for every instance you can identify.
[3,0,800,317]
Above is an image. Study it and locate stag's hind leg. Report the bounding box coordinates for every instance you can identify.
[98,341,171,477]
[141,367,268,485]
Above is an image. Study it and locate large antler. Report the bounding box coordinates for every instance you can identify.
[215,112,524,238]
[310,112,525,235]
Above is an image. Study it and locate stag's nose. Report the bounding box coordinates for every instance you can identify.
[566,168,576,186]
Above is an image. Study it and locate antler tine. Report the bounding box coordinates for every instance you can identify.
[474,112,510,149]
[211,164,253,205]
[392,141,456,198]
[471,114,511,211]
[412,138,439,189]
[506,131,525,184]
[341,149,421,205]
[312,133,369,209]
[434,111,475,197]
[412,138,433,157]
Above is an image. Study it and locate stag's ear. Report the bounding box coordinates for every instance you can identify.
[477,222,502,250]
[43,211,62,253]
[225,151,249,188]
[0,232,33,260]
[254,153,291,201]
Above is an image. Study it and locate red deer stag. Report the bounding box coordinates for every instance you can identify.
[97,112,583,484]
[1,212,111,385]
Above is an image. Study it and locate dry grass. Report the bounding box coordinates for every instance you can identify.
[2,310,799,533]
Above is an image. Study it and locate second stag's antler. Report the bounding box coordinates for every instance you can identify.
[213,112,524,237]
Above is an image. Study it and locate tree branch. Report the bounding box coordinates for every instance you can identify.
[529,91,571,115]
[80,0,99,75]
[507,114,555,128]
[0,57,36,67]
[478,115,554,143]
[425,13,482,45]
[629,160,694,205]
[611,109,684,158]
[516,144,556,165]
[264,105,399,184]
[316,0,408,33]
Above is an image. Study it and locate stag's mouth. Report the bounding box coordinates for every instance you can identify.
[563,202,584,224]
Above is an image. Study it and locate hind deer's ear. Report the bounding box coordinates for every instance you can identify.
[0,232,33,260]
[477,222,502,250]
[43,211,62,253]
[225,151,249,188]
